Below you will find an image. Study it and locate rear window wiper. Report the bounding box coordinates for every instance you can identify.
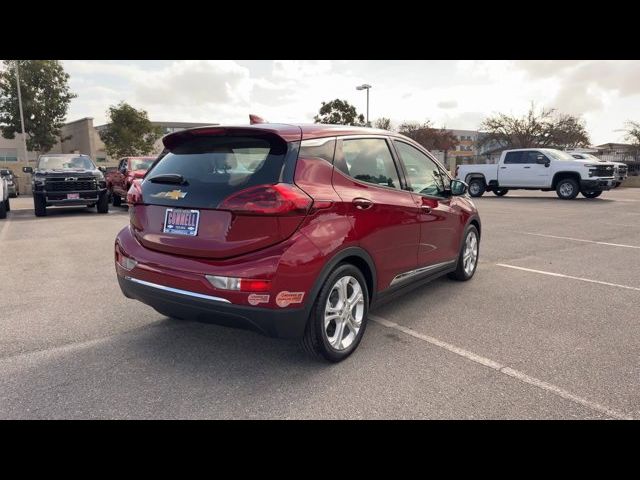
[147,173,187,185]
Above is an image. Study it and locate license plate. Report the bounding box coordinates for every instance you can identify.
[67,193,80,200]
[163,208,200,236]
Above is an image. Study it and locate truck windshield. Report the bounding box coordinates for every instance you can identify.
[38,156,95,170]
[545,150,578,161]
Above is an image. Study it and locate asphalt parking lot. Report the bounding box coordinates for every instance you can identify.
[1,188,639,419]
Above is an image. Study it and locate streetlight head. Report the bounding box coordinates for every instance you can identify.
[356,84,372,90]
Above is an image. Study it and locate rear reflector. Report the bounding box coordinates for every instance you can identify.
[206,275,271,292]
[115,246,138,271]
[218,183,312,216]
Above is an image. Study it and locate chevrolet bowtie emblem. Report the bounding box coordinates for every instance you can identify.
[151,190,187,200]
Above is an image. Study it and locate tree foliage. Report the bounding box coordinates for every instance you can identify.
[625,121,640,146]
[0,60,76,154]
[374,117,392,131]
[314,99,365,126]
[478,104,590,150]
[99,102,163,159]
[398,120,460,152]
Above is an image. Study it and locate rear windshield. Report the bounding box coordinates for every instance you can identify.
[143,135,289,208]
[38,156,95,170]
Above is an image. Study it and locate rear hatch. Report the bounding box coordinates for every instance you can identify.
[132,127,311,259]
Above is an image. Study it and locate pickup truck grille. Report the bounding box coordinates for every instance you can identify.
[45,177,97,192]
[590,165,615,178]
[616,165,627,175]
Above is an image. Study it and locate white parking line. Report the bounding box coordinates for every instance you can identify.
[523,232,640,249]
[369,315,633,420]
[497,263,640,292]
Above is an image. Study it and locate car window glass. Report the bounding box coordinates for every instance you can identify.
[523,151,544,164]
[300,138,336,163]
[393,141,446,196]
[340,138,400,189]
[504,151,523,164]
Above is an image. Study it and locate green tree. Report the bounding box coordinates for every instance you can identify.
[314,99,365,126]
[0,60,76,155]
[99,102,163,159]
[478,103,590,150]
[374,117,393,130]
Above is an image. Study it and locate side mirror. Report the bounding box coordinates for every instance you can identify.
[450,179,468,196]
[536,156,550,167]
[23,166,33,174]
[98,166,106,172]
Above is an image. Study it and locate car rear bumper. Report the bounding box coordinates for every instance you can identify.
[117,274,308,339]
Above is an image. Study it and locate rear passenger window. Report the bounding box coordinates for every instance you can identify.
[504,152,523,164]
[338,138,401,189]
[299,138,336,163]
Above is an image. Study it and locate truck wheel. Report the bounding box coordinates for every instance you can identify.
[97,192,110,213]
[468,179,485,197]
[34,195,47,217]
[0,199,6,219]
[581,190,602,199]
[493,188,508,197]
[448,224,479,281]
[112,193,122,207]
[556,178,579,200]
[5,198,10,212]
[302,263,369,363]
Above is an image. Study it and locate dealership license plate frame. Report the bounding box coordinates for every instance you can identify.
[67,193,80,200]
[163,208,200,237]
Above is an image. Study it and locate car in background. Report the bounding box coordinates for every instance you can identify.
[23,154,109,216]
[115,123,481,362]
[0,169,19,197]
[106,156,156,206]
[0,172,9,219]
[570,152,627,188]
[456,148,617,199]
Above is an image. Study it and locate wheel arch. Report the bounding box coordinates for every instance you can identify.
[552,171,581,189]
[464,173,487,185]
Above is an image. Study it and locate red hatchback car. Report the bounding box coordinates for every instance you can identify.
[115,123,481,361]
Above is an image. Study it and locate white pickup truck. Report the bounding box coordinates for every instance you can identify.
[456,148,618,199]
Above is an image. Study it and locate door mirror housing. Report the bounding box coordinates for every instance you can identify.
[450,179,468,196]
[98,166,106,173]
[536,155,550,166]
[22,166,33,174]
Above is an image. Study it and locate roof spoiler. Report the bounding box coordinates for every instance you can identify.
[249,114,267,125]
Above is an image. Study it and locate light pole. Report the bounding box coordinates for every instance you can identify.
[356,84,372,126]
[14,61,29,163]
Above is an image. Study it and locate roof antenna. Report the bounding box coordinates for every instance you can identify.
[249,114,267,125]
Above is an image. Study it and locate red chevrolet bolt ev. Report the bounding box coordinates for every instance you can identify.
[115,123,481,362]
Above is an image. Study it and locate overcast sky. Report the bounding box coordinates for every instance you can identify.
[59,60,640,145]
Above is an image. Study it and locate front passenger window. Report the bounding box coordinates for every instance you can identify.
[394,141,446,197]
[339,138,401,189]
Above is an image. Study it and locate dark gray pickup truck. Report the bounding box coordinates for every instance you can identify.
[23,154,109,216]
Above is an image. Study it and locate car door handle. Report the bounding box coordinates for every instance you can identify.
[420,205,432,213]
[500,166,507,169]
[353,198,373,210]
[523,166,531,169]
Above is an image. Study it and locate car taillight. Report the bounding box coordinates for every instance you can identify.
[115,244,138,271]
[218,183,312,216]
[127,179,143,205]
[206,275,271,292]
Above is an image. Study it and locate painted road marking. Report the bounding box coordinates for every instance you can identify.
[369,315,633,420]
[497,263,640,292]
[523,232,640,249]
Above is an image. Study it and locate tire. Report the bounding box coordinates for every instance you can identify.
[468,179,485,197]
[302,263,369,362]
[0,199,6,219]
[34,195,47,217]
[97,191,110,213]
[5,198,10,212]
[555,178,579,200]
[581,190,602,199]
[614,182,622,189]
[112,192,122,207]
[493,188,508,197]
[448,225,480,281]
